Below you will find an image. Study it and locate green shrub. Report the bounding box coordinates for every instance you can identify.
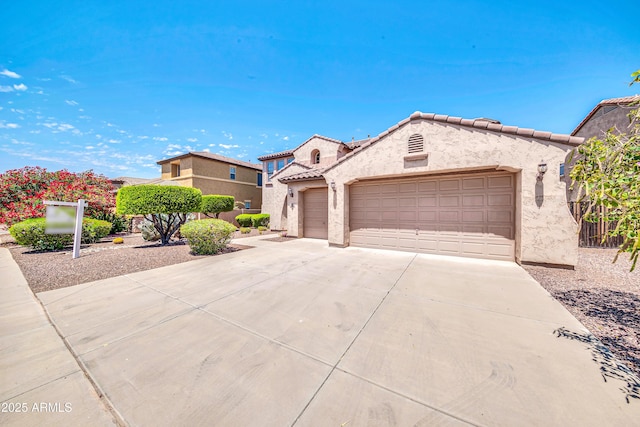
[90,211,130,233]
[240,227,251,234]
[235,214,253,227]
[9,218,73,251]
[8,217,112,250]
[82,218,112,243]
[201,195,235,218]
[140,213,195,241]
[257,226,267,232]
[251,213,270,228]
[180,219,236,255]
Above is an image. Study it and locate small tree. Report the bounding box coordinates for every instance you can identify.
[201,195,235,218]
[116,185,202,245]
[570,70,640,271]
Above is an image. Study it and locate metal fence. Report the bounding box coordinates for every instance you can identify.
[568,202,625,248]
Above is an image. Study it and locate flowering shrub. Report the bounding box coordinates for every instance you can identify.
[180,219,236,255]
[0,166,116,227]
[240,227,251,234]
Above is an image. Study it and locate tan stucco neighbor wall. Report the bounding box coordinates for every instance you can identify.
[263,115,579,267]
[159,154,262,207]
[574,105,637,140]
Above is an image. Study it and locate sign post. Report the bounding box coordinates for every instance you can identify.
[44,199,88,259]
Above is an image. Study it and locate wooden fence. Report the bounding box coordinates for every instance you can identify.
[568,202,625,248]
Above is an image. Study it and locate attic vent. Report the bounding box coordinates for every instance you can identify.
[407,134,424,154]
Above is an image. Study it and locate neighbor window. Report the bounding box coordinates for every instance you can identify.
[277,159,285,170]
[257,172,263,187]
[171,163,180,178]
[267,162,274,178]
[287,157,294,164]
[230,166,236,180]
[559,163,565,178]
[311,149,320,164]
[407,134,424,153]
[244,200,251,209]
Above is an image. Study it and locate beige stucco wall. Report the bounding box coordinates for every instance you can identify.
[160,155,262,208]
[293,136,341,167]
[264,118,579,266]
[261,163,311,230]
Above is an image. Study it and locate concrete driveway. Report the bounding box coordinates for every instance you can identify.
[26,237,640,425]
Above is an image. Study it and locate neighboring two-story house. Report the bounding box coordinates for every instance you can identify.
[157,151,263,209]
[260,112,583,267]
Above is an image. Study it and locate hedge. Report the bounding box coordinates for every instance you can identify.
[116,185,202,215]
[9,217,112,251]
[235,213,270,228]
[180,219,236,255]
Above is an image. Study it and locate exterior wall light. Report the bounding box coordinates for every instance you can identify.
[288,187,294,197]
[330,181,336,191]
[537,162,548,181]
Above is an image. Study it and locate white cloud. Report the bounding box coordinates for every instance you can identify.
[283,136,289,141]
[186,137,198,142]
[13,83,27,91]
[153,137,168,141]
[153,123,161,127]
[0,69,21,79]
[203,148,210,152]
[221,131,233,140]
[259,141,264,145]
[237,153,247,158]
[219,144,239,149]
[208,143,216,147]
[85,146,94,150]
[11,139,32,146]
[65,100,79,106]
[57,123,74,131]
[138,135,149,140]
[0,122,20,129]
[108,139,121,144]
[0,86,13,92]
[260,133,268,139]
[60,75,78,84]
[29,130,41,134]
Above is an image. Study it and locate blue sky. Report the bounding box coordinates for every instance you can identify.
[1,1,638,179]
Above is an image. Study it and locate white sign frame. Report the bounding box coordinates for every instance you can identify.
[43,199,88,259]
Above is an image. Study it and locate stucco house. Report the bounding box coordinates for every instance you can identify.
[157,152,263,209]
[261,111,583,267]
[571,95,640,139]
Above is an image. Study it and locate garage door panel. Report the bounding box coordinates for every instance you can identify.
[350,171,515,261]
[418,181,437,192]
[462,177,485,190]
[439,180,460,191]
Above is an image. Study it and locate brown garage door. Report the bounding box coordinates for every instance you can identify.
[303,188,328,239]
[350,172,515,261]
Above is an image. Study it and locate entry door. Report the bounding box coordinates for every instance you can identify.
[303,188,328,239]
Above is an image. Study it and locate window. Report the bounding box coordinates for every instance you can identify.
[311,149,320,164]
[277,159,285,170]
[287,157,293,164]
[244,200,251,209]
[230,166,236,180]
[559,163,565,178]
[407,134,424,153]
[267,161,274,178]
[257,172,263,187]
[171,163,180,178]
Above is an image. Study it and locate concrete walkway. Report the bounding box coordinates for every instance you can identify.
[0,248,116,426]
[3,236,640,426]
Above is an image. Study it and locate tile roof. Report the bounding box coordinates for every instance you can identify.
[571,95,640,136]
[278,167,327,183]
[157,151,261,170]
[270,110,583,183]
[257,149,295,161]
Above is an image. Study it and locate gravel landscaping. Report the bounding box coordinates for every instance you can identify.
[3,231,638,379]
[522,249,639,380]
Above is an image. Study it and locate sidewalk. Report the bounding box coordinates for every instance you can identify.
[0,248,117,426]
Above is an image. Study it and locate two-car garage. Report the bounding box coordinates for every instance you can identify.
[349,171,516,261]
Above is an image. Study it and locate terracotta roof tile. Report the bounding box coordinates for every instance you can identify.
[278,167,327,183]
[257,149,294,161]
[157,151,261,170]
